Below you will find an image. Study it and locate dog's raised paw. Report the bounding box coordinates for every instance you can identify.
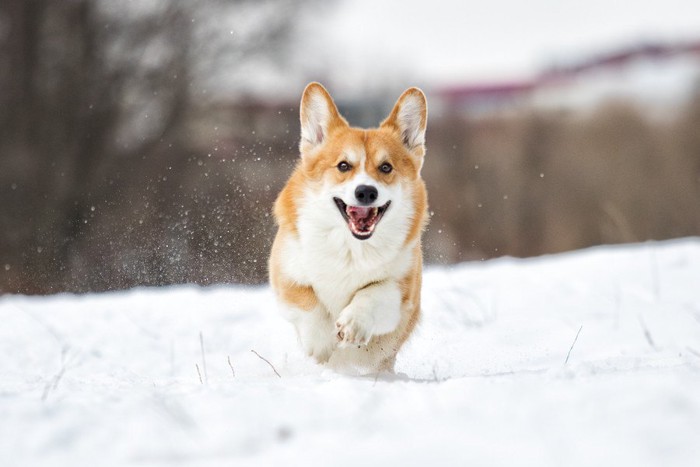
[335,308,373,347]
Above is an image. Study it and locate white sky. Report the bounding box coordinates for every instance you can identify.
[295,0,700,94]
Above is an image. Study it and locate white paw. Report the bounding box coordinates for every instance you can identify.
[335,306,373,347]
[303,340,333,363]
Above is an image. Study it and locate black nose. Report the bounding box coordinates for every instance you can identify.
[355,185,378,205]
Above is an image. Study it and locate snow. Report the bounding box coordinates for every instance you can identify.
[2,238,700,466]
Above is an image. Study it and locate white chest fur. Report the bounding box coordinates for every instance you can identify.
[280,191,415,317]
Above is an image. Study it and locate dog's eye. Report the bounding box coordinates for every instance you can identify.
[337,161,351,172]
[379,163,393,174]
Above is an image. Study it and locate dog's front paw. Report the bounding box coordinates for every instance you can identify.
[335,306,373,347]
[305,342,333,363]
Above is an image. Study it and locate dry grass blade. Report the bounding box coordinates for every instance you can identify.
[199,332,208,384]
[564,325,583,365]
[251,350,281,378]
[227,356,235,378]
[195,364,203,385]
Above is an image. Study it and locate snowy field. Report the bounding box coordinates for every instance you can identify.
[1,239,700,467]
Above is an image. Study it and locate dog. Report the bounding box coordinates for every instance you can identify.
[269,82,428,374]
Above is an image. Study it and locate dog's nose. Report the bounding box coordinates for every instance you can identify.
[355,185,378,205]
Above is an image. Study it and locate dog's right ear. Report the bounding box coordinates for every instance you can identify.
[299,82,347,154]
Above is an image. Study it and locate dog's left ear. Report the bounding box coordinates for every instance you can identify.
[381,87,427,156]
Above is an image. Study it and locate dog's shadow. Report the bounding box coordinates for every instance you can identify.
[357,370,447,384]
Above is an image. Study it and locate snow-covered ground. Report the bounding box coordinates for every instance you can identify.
[1,239,700,466]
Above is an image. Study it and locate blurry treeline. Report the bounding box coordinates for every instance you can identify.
[1,1,699,294]
[425,99,700,262]
[0,0,309,293]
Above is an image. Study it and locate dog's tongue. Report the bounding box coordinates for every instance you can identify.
[347,206,373,223]
[345,205,381,235]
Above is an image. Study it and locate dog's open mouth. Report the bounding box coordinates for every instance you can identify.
[333,198,391,240]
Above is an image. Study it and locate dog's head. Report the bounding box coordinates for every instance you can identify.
[294,83,428,243]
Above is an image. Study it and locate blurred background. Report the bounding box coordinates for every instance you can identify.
[1,0,699,294]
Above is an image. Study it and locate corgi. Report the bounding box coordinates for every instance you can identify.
[269,83,428,374]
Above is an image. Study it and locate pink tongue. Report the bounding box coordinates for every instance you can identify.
[347,206,373,222]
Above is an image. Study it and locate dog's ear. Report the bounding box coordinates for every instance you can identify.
[299,82,347,154]
[381,88,427,155]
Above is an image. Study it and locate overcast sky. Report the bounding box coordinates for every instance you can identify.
[293,0,700,95]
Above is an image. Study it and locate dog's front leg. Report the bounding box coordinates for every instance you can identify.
[335,280,401,347]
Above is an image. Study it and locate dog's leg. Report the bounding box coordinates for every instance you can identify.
[274,279,337,363]
[335,280,401,347]
[289,305,336,363]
